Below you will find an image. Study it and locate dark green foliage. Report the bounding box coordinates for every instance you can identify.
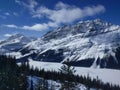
[28,66,120,90]
[59,59,76,90]
[27,62,120,90]
[0,55,120,90]
[30,79,33,90]
[60,59,76,75]
[0,55,27,90]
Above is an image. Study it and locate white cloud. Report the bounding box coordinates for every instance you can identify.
[15,0,38,14]
[12,1,106,31]
[28,0,38,13]
[16,1,105,24]
[4,34,12,37]
[22,23,48,31]
[4,12,10,16]
[22,22,59,31]
[83,5,105,16]
[32,2,105,24]
[13,12,19,16]
[15,0,21,5]
[4,24,18,28]
[3,21,59,31]
[55,1,70,9]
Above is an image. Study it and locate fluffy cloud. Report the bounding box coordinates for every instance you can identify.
[15,0,37,14]
[32,2,105,24]
[4,34,12,37]
[22,21,59,31]
[4,24,18,28]
[4,22,58,31]
[4,12,10,16]
[22,23,48,31]
[13,1,106,31]
[13,12,19,16]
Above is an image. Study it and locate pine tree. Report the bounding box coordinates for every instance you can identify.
[37,80,43,90]
[30,79,33,90]
[59,59,76,75]
[59,58,76,90]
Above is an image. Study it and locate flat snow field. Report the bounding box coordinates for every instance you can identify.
[26,59,120,86]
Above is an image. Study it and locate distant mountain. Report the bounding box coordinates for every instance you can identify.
[0,34,36,53]
[2,19,120,69]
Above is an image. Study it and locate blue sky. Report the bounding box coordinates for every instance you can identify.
[0,0,120,40]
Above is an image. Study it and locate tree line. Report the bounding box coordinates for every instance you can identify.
[0,55,120,90]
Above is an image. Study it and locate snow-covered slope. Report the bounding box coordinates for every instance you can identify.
[23,60,120,86]
[27,76,87,90]
[19,19,120,69]
[0,34,35,53]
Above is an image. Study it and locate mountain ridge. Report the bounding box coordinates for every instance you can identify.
[0,33,36,53]
[1,19,120,69]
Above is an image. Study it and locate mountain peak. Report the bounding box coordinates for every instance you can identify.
[9,33,25,38]
[78,19,111,25]
[43,19,119,41]
[93,18,103,22]
[0,33,35,51]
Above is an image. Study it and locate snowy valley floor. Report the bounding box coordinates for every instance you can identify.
[26,59,120,86]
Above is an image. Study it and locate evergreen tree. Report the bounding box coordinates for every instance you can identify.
[37,80,44,90]
[59,58,76,90]
[0,55,120,90]
[60,59,76,75]
[30,79,33,90]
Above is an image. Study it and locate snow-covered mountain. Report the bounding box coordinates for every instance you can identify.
[0,34,36,53]
[3,19,120,69]
[18,19,120,69]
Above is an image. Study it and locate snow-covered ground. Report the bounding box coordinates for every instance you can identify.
[27,76,87,90]
[27,59,120,86]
